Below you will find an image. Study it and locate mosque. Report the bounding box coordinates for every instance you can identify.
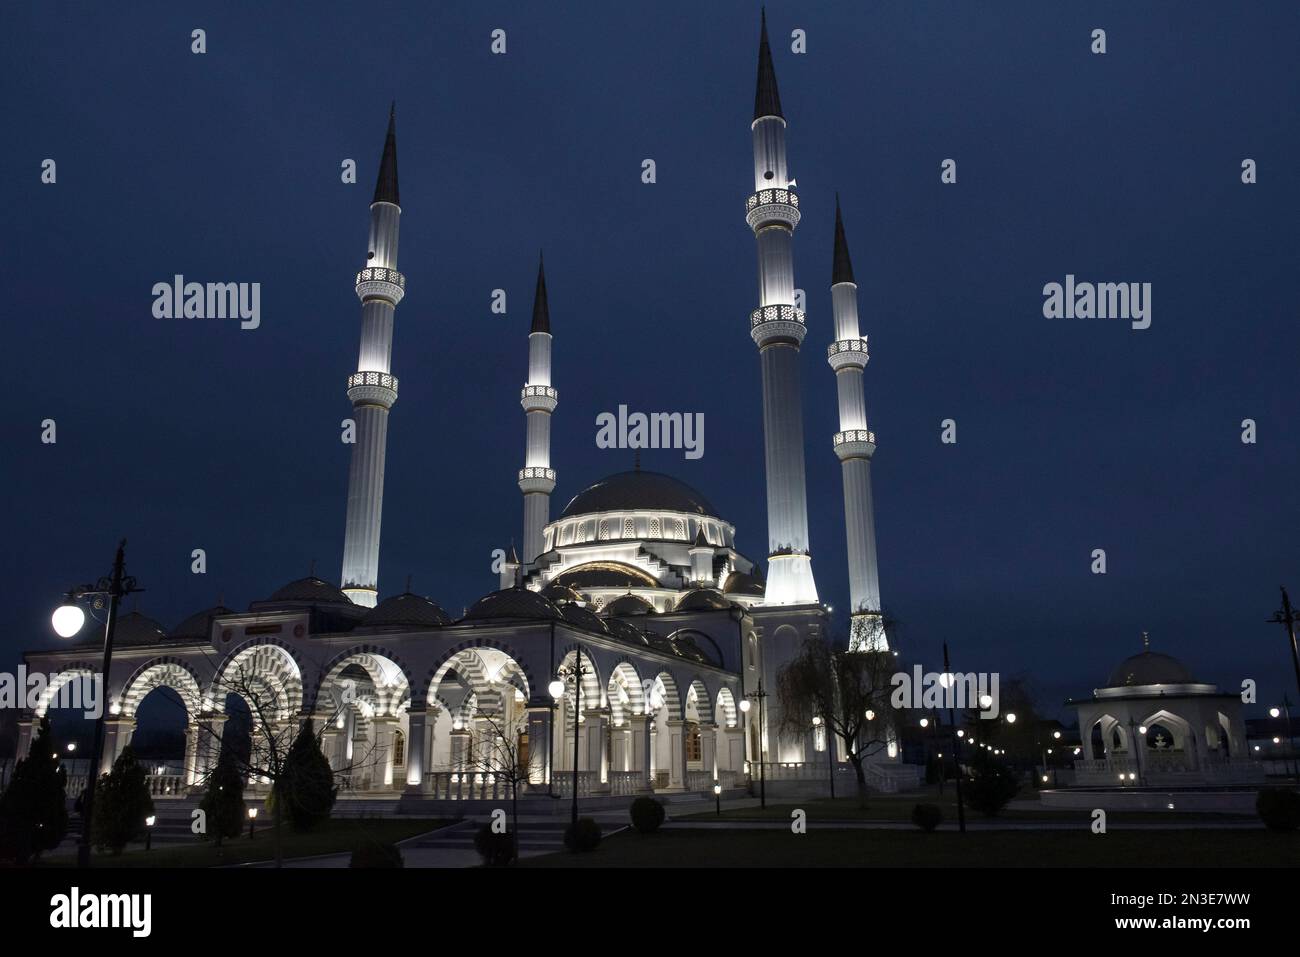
[16,14,922,805]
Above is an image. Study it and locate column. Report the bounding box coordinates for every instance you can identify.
[628,715,651,791]
[700,721,718,780]
[526,706,552,787]
[371,716,397,789]
[404,707,426,792]
[664,719,687,791]
[584,709,608,788]
[15,717,33,760]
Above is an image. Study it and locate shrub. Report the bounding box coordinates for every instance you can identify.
[349,842,404,868]
[473,824,517,866]
[629,796,665,834]
[276,720,336,832]
[199,753,246,845]
[564,816,602,852]
[1255,787,1300,831]
[964,752,1020,817]
[92,746,155,855]
[0,717,68,864]
[911,803,942,832]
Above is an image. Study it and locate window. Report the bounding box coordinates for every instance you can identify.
[685,723,702,762]
[674,518,686,539]
[649,517,660,538]
[598,520,609,540]
[623,517,636,538]
[392,730,406,767]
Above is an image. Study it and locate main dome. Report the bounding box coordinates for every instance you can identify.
[1105,651,1194,688]
[560,470,719,519]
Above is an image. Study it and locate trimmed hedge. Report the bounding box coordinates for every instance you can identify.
[630,796,666,834]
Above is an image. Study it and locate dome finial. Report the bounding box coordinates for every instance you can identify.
[309,557,316,577]
[405,573,412,594]
[634,449,641,471]
[1142,630,1150,651]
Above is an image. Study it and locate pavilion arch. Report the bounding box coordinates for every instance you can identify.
[31,665,99,719]
[1088,713,1127,757]
[208,642,304,721]
[649,671,683,720]
[685,678,712,724]
[417,637,537,708]
[1138,709,1191,751]
[607,660,646,724]
[714,687,738,728]
[119,658,204,718]
[427,646,533,710]
[314,648,413,719]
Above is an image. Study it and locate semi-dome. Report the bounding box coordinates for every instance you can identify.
[722,570,765,597]
[361,592,451,629]
[604,594,656,617]
[675,588,732,612]
[263,576,354,605]
[560,470,719,519]
[554,562,659,591]
[559,603,608,634]
[1106,651,1194,688]
[461,587,561,622]
[170,605,232,641]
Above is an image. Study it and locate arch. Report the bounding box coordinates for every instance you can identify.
[209,642,304,720]
[427,646,534,710]
[119,657,204,718]
[315,648,412,719]
[417,636,537,707]
[31,666,99,718]
[606,660,646,723]
[649,671,682,720]
[1138,709,1191,751]
[715,687,738,728]
[685,678,712,723]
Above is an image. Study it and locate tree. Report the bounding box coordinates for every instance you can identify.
[274,719,337,832]
[455,710,529,864]
[198,749,246,846]
[964,748,1020,816]
[0,716,68,864]
[92,746,154,854]
[776,631,897,807]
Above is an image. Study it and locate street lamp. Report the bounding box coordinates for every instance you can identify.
[144,815,156,852]
[552,647,590,825]
[743,681,769,809]
[248,805,258,840]
[51,539,144,869]
[713,782,722,816]
[66,743,76,753]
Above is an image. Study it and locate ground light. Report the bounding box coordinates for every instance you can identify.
[248,806,258,840]
[145,815,156,852]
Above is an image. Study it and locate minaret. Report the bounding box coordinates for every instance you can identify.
[827,199,887,650]
[340,104,405,607]
[518,255,557,563]
[746,11,818,605]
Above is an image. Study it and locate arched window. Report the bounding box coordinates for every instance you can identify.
[674,518,686,539]
[392,730,406,768]
[598,520,610,540]
[623,517,636,538]
[649,517,661,538]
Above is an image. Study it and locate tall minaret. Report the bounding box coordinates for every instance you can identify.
[827,199,887,650]
[746,11,818,605]
[518,255,557,563]
[340,104,405,607]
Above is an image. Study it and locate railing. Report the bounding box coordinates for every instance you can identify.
[551,771,602,798]
[834,429,876,446]
[746,188,800,211]
[1072,755,1267,785]
[424,771,523,801]
[750,305,806,328]
[145,774,186,797]
[518,467,557,482]
[827,338,869,358]
[521,385,558,401]
[686,770,714,792]
[608,770,648,795]
[347,371,398,393]
[354,267,405,288]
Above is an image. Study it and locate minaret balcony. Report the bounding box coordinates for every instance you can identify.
[520,384,559,413]
[833,429,877,460]
[355,267,406,306]
[347,371,398,408]
[745,188,800,231]
[827,337,870,371]
[518,466,557,494]
[750,304,807,347]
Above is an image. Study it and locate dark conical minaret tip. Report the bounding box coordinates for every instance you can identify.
[832,197,855,285]
[530,255,550,333]
[373,104,400,206]
[754,8,784,121]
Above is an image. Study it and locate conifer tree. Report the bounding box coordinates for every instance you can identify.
[0,716,69,864]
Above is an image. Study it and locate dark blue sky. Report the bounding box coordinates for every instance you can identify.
[4,1,1297,717]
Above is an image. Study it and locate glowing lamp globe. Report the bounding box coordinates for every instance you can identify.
[979,694,993,709]
[1138,725,1147,735]
[739,699,751,713]
[1052,731,1062,739]
[52,604,85,638]
[713,784,722,796]
[864,709,875,721]
[548,679,565,700]
[919,718,929,728]
[1269,707,1281,718]
[1005,713,1016,724]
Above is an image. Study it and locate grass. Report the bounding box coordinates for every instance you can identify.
[520,827,1296,868]
[38,818,457,869]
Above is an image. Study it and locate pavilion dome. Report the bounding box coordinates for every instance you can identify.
[722,570,765,597]
[1105,651,1195,688]
[605,617,649,646]
[110,611,169,647]
[461,587,561,622]
[560,470,719,519]
[361,592,451,629]
[263,576,353,605]
[169,605,232,641]
[675,588,732,612]
[604,594,656,617]
[559,603,608,634]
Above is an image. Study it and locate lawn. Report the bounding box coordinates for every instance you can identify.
[520,827,1297,868]
[37,818,457,868]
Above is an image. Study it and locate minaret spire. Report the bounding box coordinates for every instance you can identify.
[745,10,818,606]
[340,105,407,607]
[518,255,558,564]
[827,199,886,649]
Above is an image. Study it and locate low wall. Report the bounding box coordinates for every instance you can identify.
[1038,788,1260,813]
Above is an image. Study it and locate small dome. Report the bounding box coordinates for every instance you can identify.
[1106,651,1194,687]
[540,582,585,605]
[461,587,561,622]
[604,594,656,617]
[722,570,765,597]
[668,631,720,666]
[362,593,451,629]
[560,470,720,519]
[264,576,353,605]
[560,603,608,634]
[170,605,231,641]
[605,617,648,646]
[675,588,732,612]
[110,611,169,647]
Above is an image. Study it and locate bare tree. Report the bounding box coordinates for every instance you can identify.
[776,630,897,807]
[456,710,529,863]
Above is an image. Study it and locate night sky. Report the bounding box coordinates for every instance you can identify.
[4,1,1297,719]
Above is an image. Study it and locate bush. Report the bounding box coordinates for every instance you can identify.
[629,796,665,834]
[911,803,942,832]
[473,824,517,866]
[964,752,1020,817]
[563,816,602,852]
[1255,787,1300,831]
[199,753,246,845]
[0,717,68,864]
[92,746,155,855]
[349,842,404,868]
[275,720,337,832]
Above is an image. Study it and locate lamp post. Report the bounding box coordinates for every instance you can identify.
[248,805,258,840]
[1267,587,1300,702]
[51,539,144,869]
[741,680,768,809]
[713,782,722,816]
[941,644,966,834]
[813,715,835,799]
[144,815,155,852]
[551,646,589,826]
